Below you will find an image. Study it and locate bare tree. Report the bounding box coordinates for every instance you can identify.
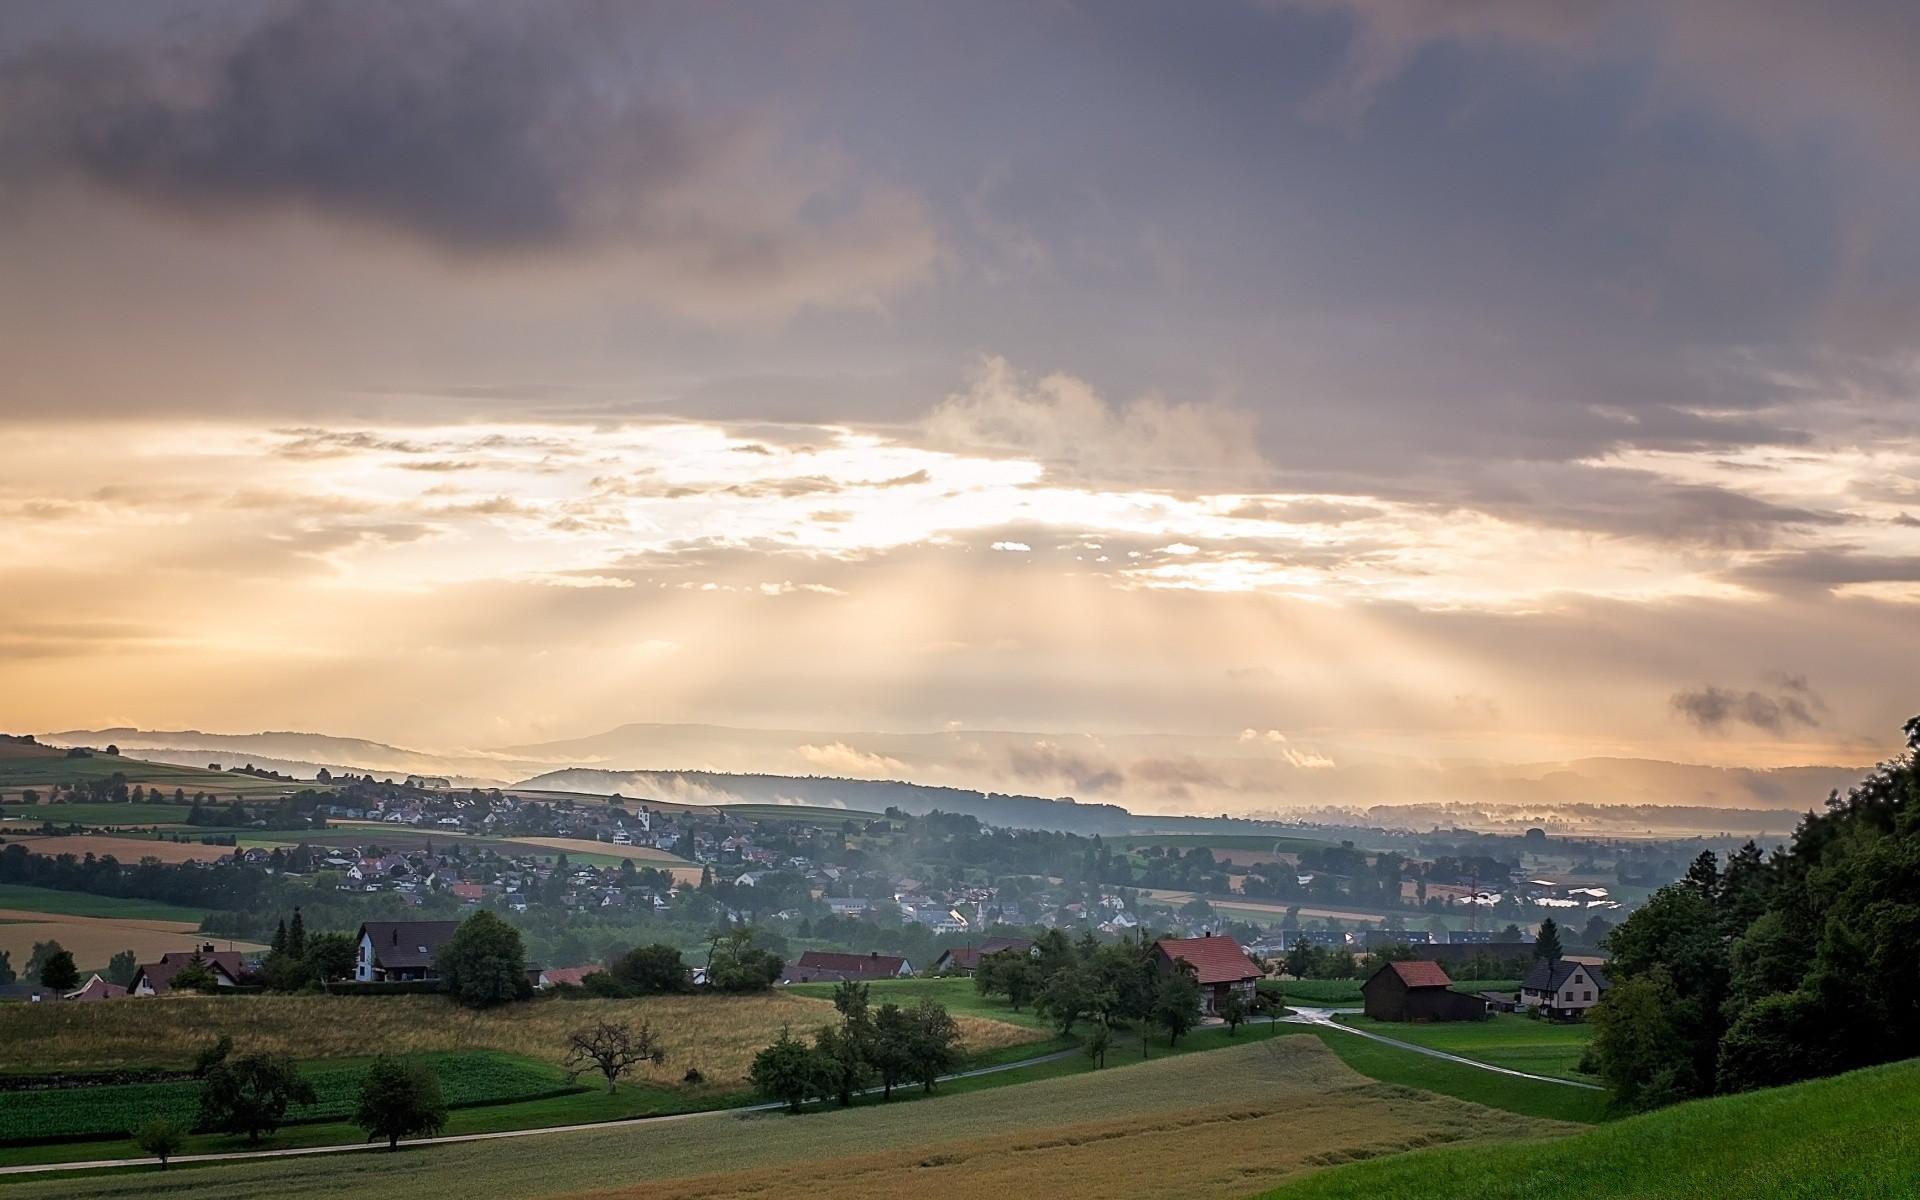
[563,1020,666,1093]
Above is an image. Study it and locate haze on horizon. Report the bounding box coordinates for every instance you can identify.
[4,2,1920,814]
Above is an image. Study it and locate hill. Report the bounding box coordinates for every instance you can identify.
[1257,1055,1920,1200]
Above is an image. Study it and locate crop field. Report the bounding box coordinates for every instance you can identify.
[1,834,243,864]
[717,803,887,824]
[0,992,1043,1086]
[0,908,252,975]
[1269,978,1363,1004]
[3,1034,1573,1200]
[1258,1056,1920,1200]
[0,1052,571,1145]
[1336,1013,1593,1082]
[0,755,283,797]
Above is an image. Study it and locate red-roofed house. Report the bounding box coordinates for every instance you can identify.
[932,936,1035,976]
[778,950,913,985]
[64,974,129,1001]
[1361,959,1488,1023]
[1154,934,1261,1016]
[129,947,246,996]
[538,966,602,988]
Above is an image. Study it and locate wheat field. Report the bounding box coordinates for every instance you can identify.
[0,992,1042,1087]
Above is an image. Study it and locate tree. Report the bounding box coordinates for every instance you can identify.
[353,1057,448,1149]
[106,949,139,987]
[869,1003,917,1099]
[305,931,357,983]
[1219,989,1249,1036]
[435,911,530,1008]
[172,958,221,993]
[904,998,962,1092]
[562,1020,666,1094]
[610,943,691,994]
[1036,966,1102,1035]
[1084,1016,1112,1068]
[196,1050,317,1142]
[133,1118,187,1168]
[704,928,783,993]
[0,949,12,985]
[24,940,66,983]
[1585,967,1698,1111]
[286,909,307,958]
[38,948,79,991]
[1534,917,1563,964]
[750,1026,826,1113]
[1154,961,1201,1046]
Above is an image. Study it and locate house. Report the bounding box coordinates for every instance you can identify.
[355,919,462,983]
[1154,934,1261,1017]
[825,897,869,917]
[449,882,485,904]
[130,947,246,996]
[0,983,62,1003]
[933,936,1035,976]
[778,950,914,985]
[64,974,129,1001]
[1520,959,1611,1019]
[538,966,602,988]
[1361,960,1488,1023]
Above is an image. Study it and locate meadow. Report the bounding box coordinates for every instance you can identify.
[1118,833,1338,853]
[0,992,1043,1087]
[0,755,279,798]
[1257,1056,1920,1200]
[1,1033,1572,1200]
[1335,1012,1594,1082]
[0,1052,571,1145]
[0,884,206,922]
[1273,1026,1612,1125]
[784,975,1059,1032]
[0,803,199,829]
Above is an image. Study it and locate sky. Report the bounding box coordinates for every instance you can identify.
[3,1,1919,809]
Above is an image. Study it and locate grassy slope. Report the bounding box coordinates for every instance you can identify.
[0,756,278,796]
[1,1034,1566,1200]
[785,976,1059,1032]
[1258,1057,1920,1200]
[1270,1026,1612,1124]
[0,884,206,923]
[1334,1013,1593,1082]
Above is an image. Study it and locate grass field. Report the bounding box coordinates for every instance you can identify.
[0,884,206,923]
[785,976,1059,1033]
[1272,1025,1612,1124]
[1119,833,1338,853]
[718,803,888,823]
[1270,978,1364,1004]
[1336,1013,1593,1082]
[1257,1056,1920,1200]
[0,992,1042,1086]
[0,802,201,829]
[0,1052,571,1145]
[0,755,283,798]
[1,1033,1571,1200]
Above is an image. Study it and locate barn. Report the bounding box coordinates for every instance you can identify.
[1361,959,1489,1023]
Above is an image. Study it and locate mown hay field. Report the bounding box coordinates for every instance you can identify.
[3,835,241,864]
[0,992,1043,1088]
[2,1035,1573,1200]
[0,909,255,974]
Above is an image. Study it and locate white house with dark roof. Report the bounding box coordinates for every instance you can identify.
[1520,959,1611,1019]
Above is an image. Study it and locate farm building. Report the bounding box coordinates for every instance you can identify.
[778,949,914,985]
[355,919,461,983]
[933,936,1035,975]
[1360,960,1488,1022]
[1154,933,1262,1017]
[1520,959,1611,1019]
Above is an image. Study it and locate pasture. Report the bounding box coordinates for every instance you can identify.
[0,803,197,829]
[0,884,206,923]
[785,975,1058,1033]
[1274,1026,1612,1124]
[1,1033,1571,1200]
[0,992,1043,1086]
[1336,1012,1593,1082]
[1258,1056,1920,1200]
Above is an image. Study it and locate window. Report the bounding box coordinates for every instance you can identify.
[1584,991,1593,1001]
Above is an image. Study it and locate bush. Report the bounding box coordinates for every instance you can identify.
[434,912,531,1009]
[354,1057,448,1149]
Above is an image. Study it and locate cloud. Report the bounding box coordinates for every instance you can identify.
[0,0,936,311]
[1670,673,1831,735]
[924,357,1263,491]
[797,742,906,777]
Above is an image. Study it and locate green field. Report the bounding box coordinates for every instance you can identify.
[0,1052,573,1146]
[0,884,206,923]
[1259,1056,1920,1200]
[0,802,201,829]
[0,755,281,797]
[1272,1025,1612,1124]
[0,1033,1565,1200]
[1118,833,1338,853]
[719,803,887,824]
[785,975,1058,1032]
[1336,1012,1593,1082]
[1268,978,1364,1005]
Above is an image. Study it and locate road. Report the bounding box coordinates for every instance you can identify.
[1282,1006,1604,1090]
[0,1043,1089,1179]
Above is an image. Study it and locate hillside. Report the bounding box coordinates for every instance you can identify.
[1258,1055,1920,1200]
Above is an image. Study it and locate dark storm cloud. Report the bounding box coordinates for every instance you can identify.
[1671,673,1830,735]
[0,1,706,251]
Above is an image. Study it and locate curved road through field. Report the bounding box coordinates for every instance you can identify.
[1283,1006,1603,1090]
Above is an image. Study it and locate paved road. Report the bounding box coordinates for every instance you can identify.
[1282,1006,1604,1091]
[0,1043,1090,1179]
